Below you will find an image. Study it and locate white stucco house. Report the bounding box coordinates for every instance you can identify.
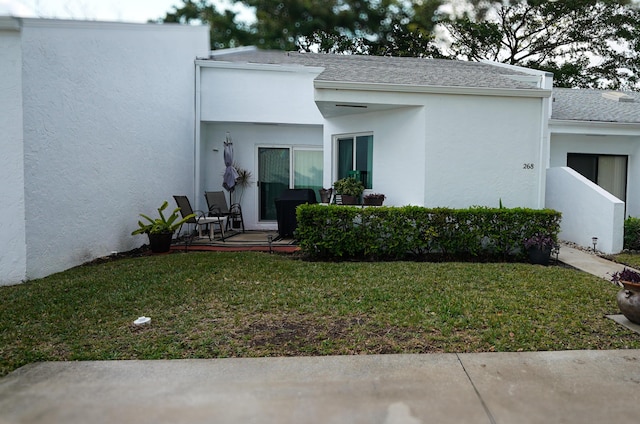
[2,18,639,285]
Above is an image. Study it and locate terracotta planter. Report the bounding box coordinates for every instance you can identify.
[148,232,173,253]
[617,281,640,324]
[527,246,552,266]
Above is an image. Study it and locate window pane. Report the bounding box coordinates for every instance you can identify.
[598,156,627,201]
[294,150,323,202]
[337,138,353,180]
[356,135,373,188]
[567,154,597,183]
[258,147,290,221]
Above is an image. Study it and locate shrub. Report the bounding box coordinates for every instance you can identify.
[295,204,561,262]
[624,216,640,250]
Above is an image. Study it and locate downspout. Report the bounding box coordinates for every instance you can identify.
[194,61,202,210]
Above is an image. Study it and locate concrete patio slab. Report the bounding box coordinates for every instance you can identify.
[606,314,640,335]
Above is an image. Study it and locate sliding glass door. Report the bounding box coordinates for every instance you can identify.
[258,147,322,221]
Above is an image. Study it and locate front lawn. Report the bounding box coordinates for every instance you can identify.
[1,252,638,377]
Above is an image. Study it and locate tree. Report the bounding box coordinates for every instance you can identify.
[439,0,640,90]
[163,0,255,49]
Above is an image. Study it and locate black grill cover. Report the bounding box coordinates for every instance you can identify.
[274,189,317,237]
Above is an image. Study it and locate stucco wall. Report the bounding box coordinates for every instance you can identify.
[199,64,324,125]
[18,19,209,281]
[550,132,640,218]
[425,94,545,209]
[546,167,624,253]
[0,22,27,285]
[323,106,427,207]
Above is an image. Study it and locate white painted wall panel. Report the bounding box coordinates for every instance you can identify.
[200,66,324,125]
[546,167,624,253]
[424,95,544,208]
[19,19,209,280]
[0,26,27,285]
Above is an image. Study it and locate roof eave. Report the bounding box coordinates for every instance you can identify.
[195,58,324,74]
[550,119,640,135]
[315,80,551,98]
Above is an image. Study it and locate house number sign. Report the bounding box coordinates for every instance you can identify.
[523,163,535,169]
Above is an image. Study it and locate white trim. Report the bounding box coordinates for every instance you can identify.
[208,46,258,56]
[194,62,202,210]
[17,17,203,32]
[315,80,551,98]
[0,16,21,31]
[550,119,640,136]
[196,59,324,74]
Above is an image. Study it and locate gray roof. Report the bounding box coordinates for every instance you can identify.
[552,88,640,124]
[208,49,540,90]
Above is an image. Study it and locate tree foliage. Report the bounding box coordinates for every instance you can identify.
[440,0,640,90]
[161,0,640,89]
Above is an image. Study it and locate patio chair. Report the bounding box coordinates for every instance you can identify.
[204,191,245,233]
[173,195,227,241]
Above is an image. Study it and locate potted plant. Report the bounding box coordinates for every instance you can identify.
[319,187,333,203]
[363,193,385,206]
[524,233,555,266]
[611,268,640,324]
[333,177,364,205]
[131,201,195,253]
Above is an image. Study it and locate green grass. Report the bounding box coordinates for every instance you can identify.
[609,253,640,270]
[1,252,638,377]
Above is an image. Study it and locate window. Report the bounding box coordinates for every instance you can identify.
[567,153,627,201]
[336,134,373,189]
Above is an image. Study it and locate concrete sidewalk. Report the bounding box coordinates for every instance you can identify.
[1,350,640,424]
[557,244,636,281]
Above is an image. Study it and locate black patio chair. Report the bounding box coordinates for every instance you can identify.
[173,195,227,241]
[204,191,245,233]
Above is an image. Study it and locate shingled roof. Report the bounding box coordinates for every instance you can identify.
[552,88,640,124]
[208,49,541,90]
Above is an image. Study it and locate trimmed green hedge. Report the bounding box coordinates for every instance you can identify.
[296,205,561,261]
[624,216,640,251]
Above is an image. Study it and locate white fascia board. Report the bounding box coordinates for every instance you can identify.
[314,80,551,98]
[0,16,21,31]
[18,17,205,33]
[195,59,324,74]
[550,119,640,136]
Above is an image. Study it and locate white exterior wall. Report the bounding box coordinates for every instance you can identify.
[196,64,325,229]
[199,64,324,124]
[15,19,209,281]
[323,106,426,206]
[425,94,545,208]
[0,19,27,285]
[546,167,624,253]
[550,132,640,218]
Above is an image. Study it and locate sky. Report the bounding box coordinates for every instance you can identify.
[0,0,253,23]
